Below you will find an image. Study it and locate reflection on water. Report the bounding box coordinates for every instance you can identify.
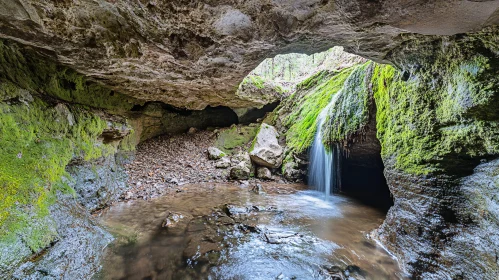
[95,183,407,280]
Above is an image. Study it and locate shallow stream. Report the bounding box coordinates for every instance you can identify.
[95,183,406,280]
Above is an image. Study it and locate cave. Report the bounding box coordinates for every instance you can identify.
[334,135,393,212]
[0,1,498,279]
[334,106,393,211]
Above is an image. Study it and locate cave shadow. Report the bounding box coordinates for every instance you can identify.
[335,147,394,213]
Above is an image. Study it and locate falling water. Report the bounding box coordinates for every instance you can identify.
[308,95,339,198]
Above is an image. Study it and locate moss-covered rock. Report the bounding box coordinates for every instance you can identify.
[0,39,141,113]
[214,124,260,155]
[371,29,499,278]
[322,62,373,145]
[373,30,499,176]
[278,67,356,154]
[0,81,132,276]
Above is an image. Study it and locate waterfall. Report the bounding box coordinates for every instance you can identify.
[308,95,340,198]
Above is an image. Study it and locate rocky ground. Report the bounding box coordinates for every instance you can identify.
[120,129,288,201]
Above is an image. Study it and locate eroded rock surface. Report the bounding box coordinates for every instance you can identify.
[1,1,498,109]
[250,123,283,168]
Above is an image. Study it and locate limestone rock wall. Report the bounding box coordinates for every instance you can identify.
[372,30,499,279]
[272,28,499,277]
[0,0,497,109]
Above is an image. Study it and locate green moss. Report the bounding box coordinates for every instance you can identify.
[0,83,115,252]
[118,129,137,152]
[283,67,355,153]
[373,33,499,175]
[0,39,140,113]
[322,62,373,145]
[296,70,329,90]
[215,124,260,154]
[249,75,265,89]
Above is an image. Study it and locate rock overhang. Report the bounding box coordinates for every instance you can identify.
[0,0,498,110]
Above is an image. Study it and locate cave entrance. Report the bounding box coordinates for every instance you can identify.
[330,108,393,212]
[334,141,393,212]
[247,47,394,212]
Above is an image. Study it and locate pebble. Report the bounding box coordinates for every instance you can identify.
[123,130,282,201]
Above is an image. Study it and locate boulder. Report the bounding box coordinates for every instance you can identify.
[256,166,272,180]
[229,162,250,180]
[215,157,231,169]
[207,147,226,160]
[249,124,283,168]
[282,161,303,181]
[250,183,266,194]
[230,151,252,169]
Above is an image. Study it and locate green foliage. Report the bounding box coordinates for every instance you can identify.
[283,67,355,153]
[0,82,113,252]
[322,62,373,144]
[0,39,140,113]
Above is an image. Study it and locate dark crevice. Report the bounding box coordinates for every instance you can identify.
[336,144,393,212]
[60,79,77,91]
[237,101,280,124]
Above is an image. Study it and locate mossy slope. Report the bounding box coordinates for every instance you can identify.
[322,62,373,145]
[281,67,355,154]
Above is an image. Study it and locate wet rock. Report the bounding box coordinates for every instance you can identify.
[215,157,231,169]
[238,224,260,233]
[250,183,266,194]
[282,161,303,181]
[162,212,185,228]
[223,204,250,217]
[256,166,272,180]
[207,147,226,160]
[249,123,283,168]
[264,231,300,244]
[67,154,128,212]
[239,180,249,188]
[10,193,113,279]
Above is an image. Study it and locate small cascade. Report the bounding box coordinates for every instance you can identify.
[308,95,340,198]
